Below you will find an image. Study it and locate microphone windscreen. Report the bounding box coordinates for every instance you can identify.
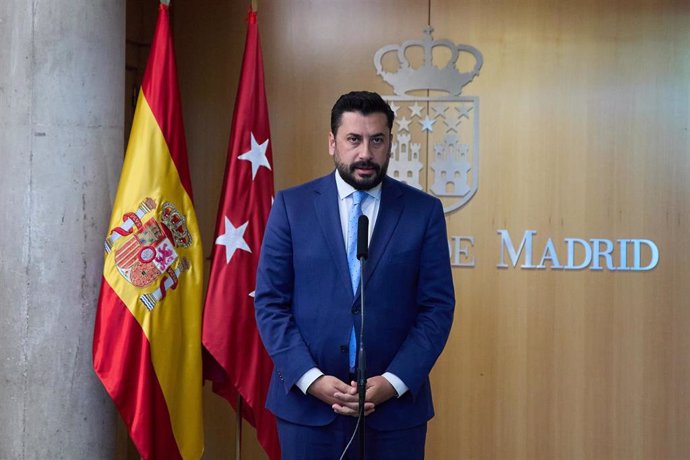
[357,215,369,260]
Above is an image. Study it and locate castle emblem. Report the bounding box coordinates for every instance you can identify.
[104,197,192,311]
[374,26,483,213]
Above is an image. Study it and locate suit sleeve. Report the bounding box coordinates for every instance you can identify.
[254,192,317,393]
[385,198,455,397]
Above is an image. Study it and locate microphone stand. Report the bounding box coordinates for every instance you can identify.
[357,255,366,460]
[355,214,369,460]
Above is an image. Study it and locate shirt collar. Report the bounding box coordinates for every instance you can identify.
[334,170,382,202]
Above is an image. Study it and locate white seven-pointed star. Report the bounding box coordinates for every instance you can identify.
[420,116,435,132]
[432,104,448,118]
[238,132,271,180]
[409,103,424,118]
[215,216,252,264]
[396,117,411,132]
[457,104,473,119]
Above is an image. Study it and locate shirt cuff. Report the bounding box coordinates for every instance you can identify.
[295,367,324,394]
[382,372,408,398]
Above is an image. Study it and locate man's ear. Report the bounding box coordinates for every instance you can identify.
[328,132,335,156]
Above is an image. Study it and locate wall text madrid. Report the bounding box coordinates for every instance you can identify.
[448,230,659,271]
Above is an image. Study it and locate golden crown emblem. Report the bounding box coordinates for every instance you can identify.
[160,201,192,248]
[374,26,483,97]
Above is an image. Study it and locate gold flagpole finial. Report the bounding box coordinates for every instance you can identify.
[161,0,170,5]
[251,0,258,12]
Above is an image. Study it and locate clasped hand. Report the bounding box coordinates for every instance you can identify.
[307,375,397,417]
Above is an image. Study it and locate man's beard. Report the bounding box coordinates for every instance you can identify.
[335,157,390,190]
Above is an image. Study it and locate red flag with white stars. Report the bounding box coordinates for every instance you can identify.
[202,7,279,460]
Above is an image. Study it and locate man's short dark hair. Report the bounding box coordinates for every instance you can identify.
[330,91,395,135]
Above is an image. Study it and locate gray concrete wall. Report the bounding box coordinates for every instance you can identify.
[0,0,125,458]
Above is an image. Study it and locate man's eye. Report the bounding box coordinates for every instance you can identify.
[347,137,359,143]
[371,137,383,145]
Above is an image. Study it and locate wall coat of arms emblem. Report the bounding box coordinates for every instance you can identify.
[374,26,483,214]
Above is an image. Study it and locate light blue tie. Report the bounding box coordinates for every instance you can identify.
[347,190,367,373]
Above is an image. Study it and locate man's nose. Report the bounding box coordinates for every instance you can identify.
[358,142,373,160]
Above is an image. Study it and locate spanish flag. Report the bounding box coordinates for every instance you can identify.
[92,3,203,459]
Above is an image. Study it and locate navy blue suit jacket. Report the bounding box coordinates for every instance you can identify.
[254,173,455,430]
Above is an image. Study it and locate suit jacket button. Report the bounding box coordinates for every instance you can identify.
[340,345,348,353]
[352,307,360,314]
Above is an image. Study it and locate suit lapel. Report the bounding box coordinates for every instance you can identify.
[312,174,353,296]
[363,177,404,289]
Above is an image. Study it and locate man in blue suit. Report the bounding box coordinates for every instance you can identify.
[255,91,455,459]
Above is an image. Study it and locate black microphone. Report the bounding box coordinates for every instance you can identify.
[357,215,369,260]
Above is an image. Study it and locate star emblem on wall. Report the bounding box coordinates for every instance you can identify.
[409,103,424,118]
[432,104,448,118]
[457,104,473,119]
[420,116,435,132]
[396,117,412,132]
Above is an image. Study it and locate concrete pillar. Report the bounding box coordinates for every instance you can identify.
[0,0,125,458]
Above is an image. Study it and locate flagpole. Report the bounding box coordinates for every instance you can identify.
[236,395,243,460]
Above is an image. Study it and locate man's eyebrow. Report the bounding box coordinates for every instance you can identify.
[344,132,386,138]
